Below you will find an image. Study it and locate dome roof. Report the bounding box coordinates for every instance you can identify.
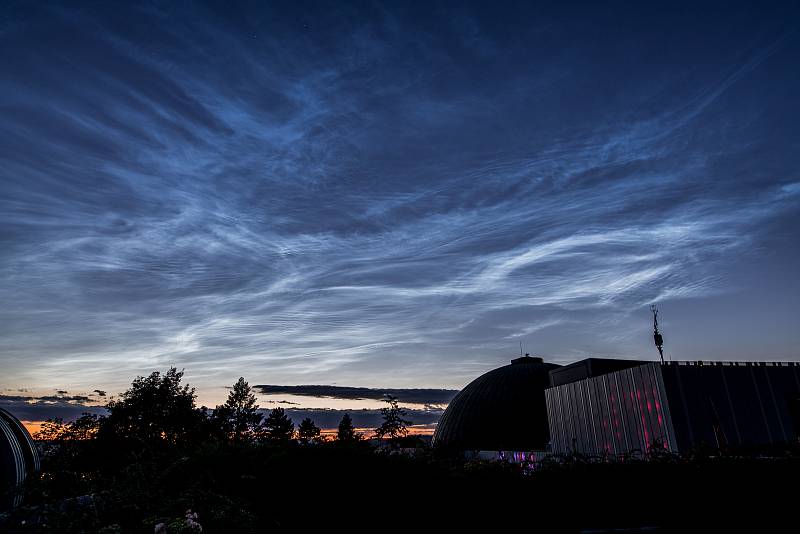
[432,356,560,451]
[1,407,39,509]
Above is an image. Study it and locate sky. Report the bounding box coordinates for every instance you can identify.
[1,1,799,428]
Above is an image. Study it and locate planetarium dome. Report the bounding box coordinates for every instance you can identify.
[1,407,40,509]
[432,356,560,451]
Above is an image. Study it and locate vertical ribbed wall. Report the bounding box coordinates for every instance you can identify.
[545,363,677,456]
[659,361,800,450]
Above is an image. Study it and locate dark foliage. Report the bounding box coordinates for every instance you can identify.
[373,395,411,445]
[5,369,799,532]
[213,377,263,445]
[97,368,206,451]
[296,417,321,445]
[335,413,361,443]
[261,407,294,443]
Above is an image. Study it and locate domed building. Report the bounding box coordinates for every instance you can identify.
[1,407,40,509]
[432,356,560,452]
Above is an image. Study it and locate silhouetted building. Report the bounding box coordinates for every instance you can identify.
[546,360,800,455]
[432,356,560,451]
[1,408,40,509]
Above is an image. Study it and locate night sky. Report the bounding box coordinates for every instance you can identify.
[1,1,799,420]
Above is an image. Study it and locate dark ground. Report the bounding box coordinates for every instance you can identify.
[2,442,798,533]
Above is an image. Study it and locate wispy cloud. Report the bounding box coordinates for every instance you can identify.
[1,2,798,402]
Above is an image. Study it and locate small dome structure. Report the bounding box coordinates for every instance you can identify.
[432,356,560,451]
[1,407,40,509]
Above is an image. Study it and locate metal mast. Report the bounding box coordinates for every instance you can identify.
[651,304,665,364]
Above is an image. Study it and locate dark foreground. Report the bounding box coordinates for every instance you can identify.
[4,369,796,532]
[2,442,799,533]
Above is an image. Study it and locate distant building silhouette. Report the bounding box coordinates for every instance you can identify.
[434,354,800,459]
[432,355,560,452]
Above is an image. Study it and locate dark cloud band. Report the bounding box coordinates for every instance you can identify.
[254,385,458,405]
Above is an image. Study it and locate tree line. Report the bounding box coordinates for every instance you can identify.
[9,368,800,532]
[35,368,413,450]
[7,368,426,531]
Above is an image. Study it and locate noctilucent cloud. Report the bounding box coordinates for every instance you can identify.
[1,2,799,407]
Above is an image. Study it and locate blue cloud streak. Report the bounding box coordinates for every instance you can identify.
[1,2,799,400]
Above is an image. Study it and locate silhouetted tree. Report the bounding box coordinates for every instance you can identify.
[374,395,411,446]
[296,417,321,445]
[214,377,263,444]
[34,417,68,442]
[35,413,102,460]
[336,413,361,443]
[262,407,295,443]
[35,413,101,443]
[97,367,203,447]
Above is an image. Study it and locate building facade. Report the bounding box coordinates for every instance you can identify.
[433,356,560,452]
[545,360,800,455]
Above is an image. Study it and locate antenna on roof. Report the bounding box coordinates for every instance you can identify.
[651,304,665,364]
[519,340,524,358]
